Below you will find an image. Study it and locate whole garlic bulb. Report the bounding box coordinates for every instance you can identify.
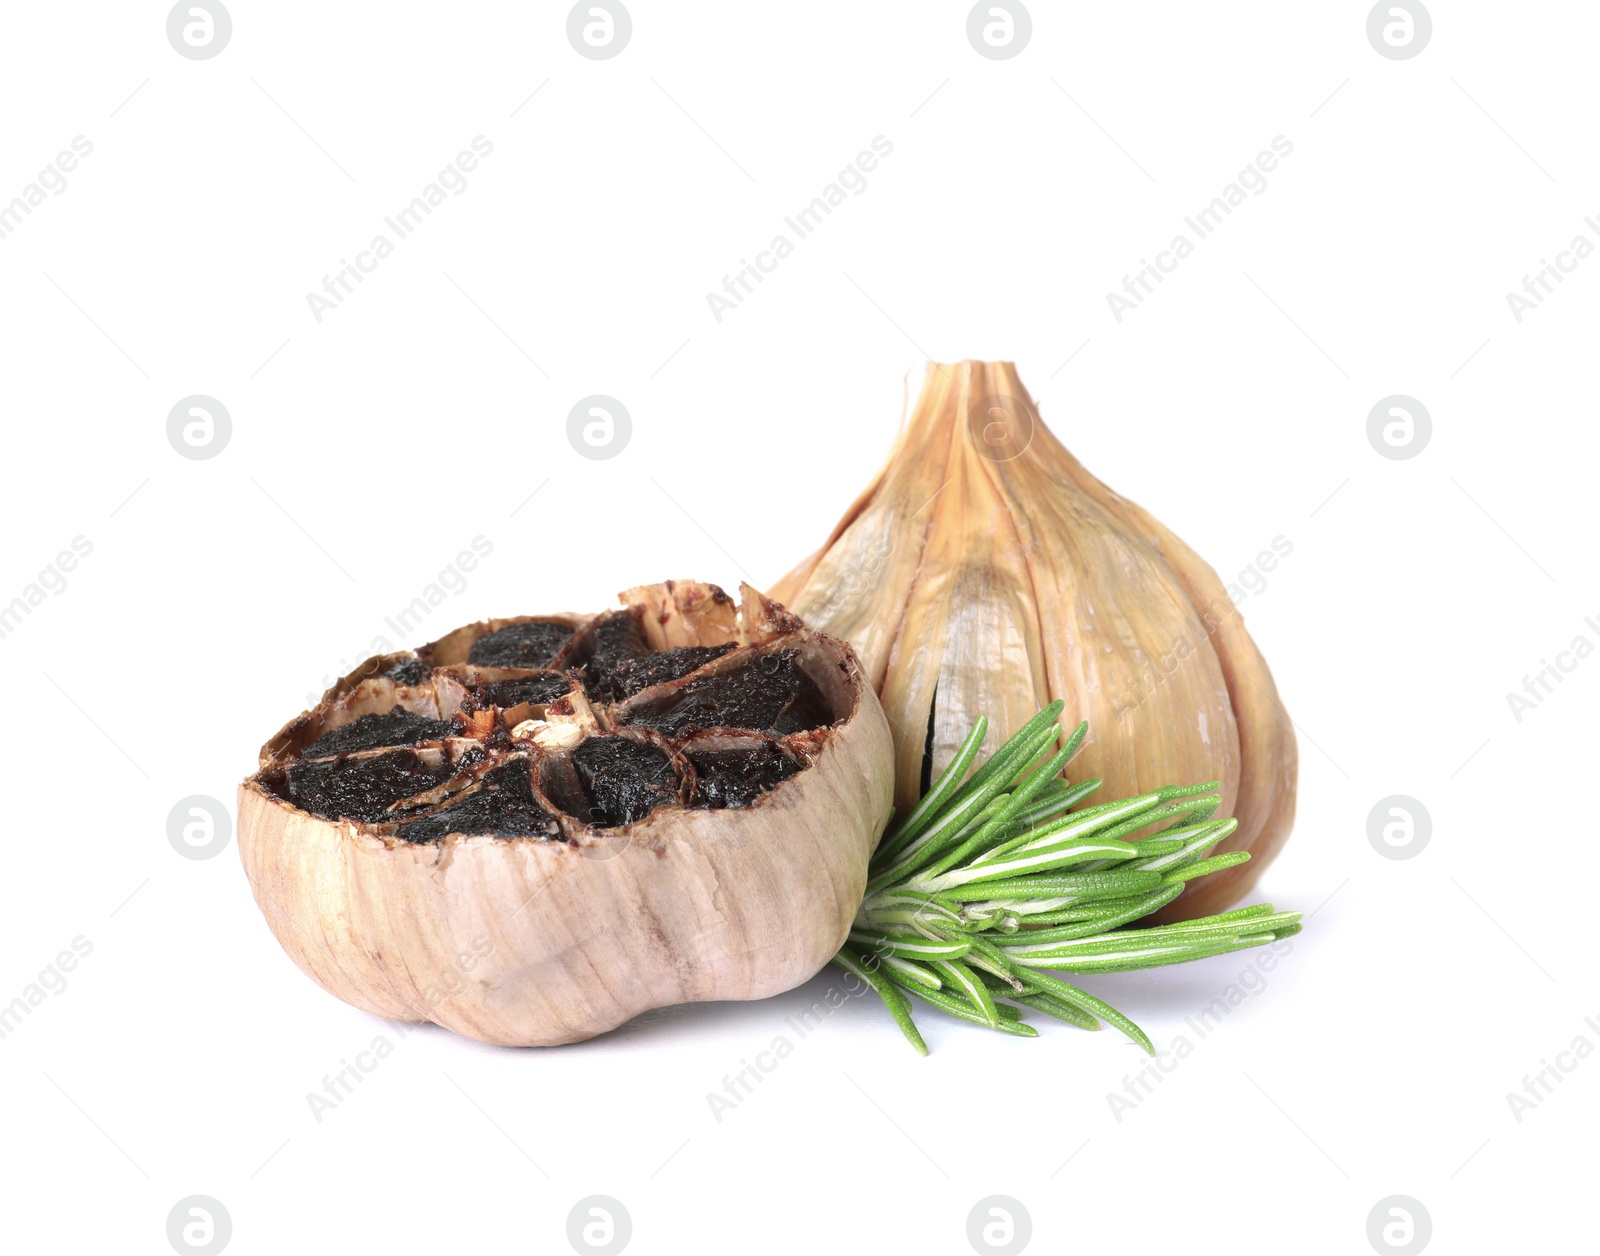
[772,362,1297,920]
[238,581,893,1046]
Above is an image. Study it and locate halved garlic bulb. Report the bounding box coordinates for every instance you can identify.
[238,581,893,1045]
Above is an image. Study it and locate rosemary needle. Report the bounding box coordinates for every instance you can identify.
[833,706,1301,1054]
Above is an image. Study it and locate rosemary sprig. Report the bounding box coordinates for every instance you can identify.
[833,701,1301,1055]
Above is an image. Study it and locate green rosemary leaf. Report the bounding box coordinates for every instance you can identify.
[1036,936,1282,975]
[1158,851,1252,885]
[1048,719,1088,767]
[997,906,1115,926]
[865,796,1011,892]
[898,981,1039,1037]
[1011,915,1279,968]
[877,953,944,989]
[972,793,1162,867]
[1003,738,1082,811]
[1118,837,1190,860]
[976,969,1021,995]
[991,886,1187,942]
[917,748,1076,880]
[962,934,1027,989]
[1095,795,1223,845]
[1009,777,1103,829]
[848,931,972,962]
[1115,908,1303,938]
[935,868,1168,902]
[1155,780,1221,801]
[1172,903,1279,925]
[1007,911,1298,954]
[832,947,927,1056]
[930,959,1001,1028]
[873,711,1068,883]
[1006,990,1101,1031]
[874,716,989,862]
[1015,969,1156,1054]
[952,702,1065,799]
[922,838,1144,891]
[1003,939,1232,969]
[857,893,966,934]
[1131,819,1240,871]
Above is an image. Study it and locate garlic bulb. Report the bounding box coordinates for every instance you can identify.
[238,581,893,1046]
[772,362,1297,919]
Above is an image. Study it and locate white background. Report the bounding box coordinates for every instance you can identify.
[1,2,1594,1253]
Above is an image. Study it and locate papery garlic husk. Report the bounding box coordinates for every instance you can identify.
[238,580,893,1046]
[771,363,1297,920]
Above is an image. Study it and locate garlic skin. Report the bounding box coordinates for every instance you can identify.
[237,582,894,1046]
[772,363,1297,919]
